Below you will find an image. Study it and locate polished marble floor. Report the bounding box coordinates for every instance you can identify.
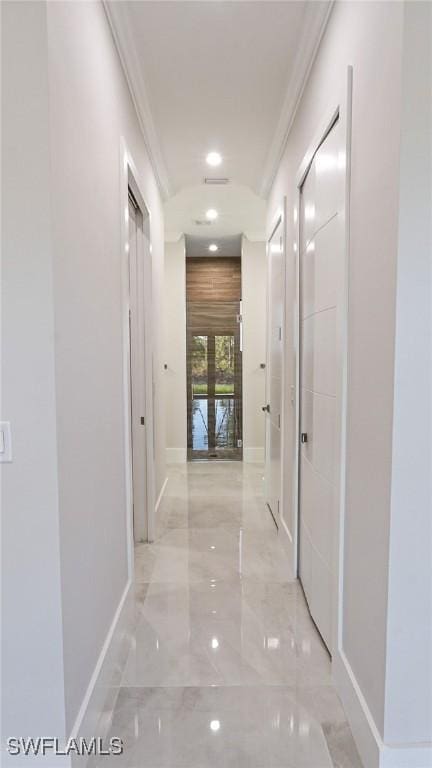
[94,462,362,767]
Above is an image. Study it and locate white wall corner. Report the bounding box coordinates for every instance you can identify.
[243,447,265,463]
[382,0,432,755]
[333,650,382,768]
[166,448,187,463]
[333,651,432,768]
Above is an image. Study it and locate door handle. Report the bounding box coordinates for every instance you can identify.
[262,404,270,413]
[301,432,308,444]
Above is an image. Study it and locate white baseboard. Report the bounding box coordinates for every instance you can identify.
[155,476,168,513]
[334,650,432,768]
[333,649,381,768]
[69,579,134,765]
[1,581,134,768]
[166,447,186,463]
[276,513,297,581]
[243,446,264,463]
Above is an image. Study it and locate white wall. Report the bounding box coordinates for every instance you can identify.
[164,238,187,462]
[1,2,67,752]
[48,0,166,733]
[268,1,431,764]
[268,1,403,731]
[241,238,266,463]
[2,0,166,752]
[384,0,432,746]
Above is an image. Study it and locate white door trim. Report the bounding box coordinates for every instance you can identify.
[292,67,352,656]
[265,201,291,546]
[120,138,157,581]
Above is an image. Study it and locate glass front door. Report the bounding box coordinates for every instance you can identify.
[187,331,242,460]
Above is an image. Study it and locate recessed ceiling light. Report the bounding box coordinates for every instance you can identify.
[206,151,222,167]
[206,208,218,221]
[209,243,218,252]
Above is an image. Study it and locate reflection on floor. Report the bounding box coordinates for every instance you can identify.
[191,397,236,450]
[93,462,362,767]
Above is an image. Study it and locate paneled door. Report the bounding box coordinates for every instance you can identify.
[128,193,148,542]
[298,119,344,650]
[264,216,285,526]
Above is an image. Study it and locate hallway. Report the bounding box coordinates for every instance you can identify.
[3,2,431,767]
[96,463,361,767]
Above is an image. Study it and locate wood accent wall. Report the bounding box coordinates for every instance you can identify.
[186,257,241,302]
[187,301,239,333]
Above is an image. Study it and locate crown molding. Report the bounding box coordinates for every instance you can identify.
[259,0,334,199]
[103,1,172,200]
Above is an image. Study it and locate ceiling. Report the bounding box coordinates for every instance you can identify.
[106,1,332,242]
[163,182,266,242]
[185,234,242,259]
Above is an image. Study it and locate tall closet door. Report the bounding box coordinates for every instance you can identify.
[128,198,148,543]
[298,120,344,650]
[265,218,284,526]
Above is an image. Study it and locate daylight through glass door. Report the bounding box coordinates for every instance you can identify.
[189,332,241,459]
[186,256,242,461]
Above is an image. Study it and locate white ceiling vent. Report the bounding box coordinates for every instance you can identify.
[204,177,229,185]
[194,219,212,226]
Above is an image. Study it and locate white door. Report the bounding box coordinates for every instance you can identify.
[298,120,344,650]
[265,217,285,526]
[128,196,148,543]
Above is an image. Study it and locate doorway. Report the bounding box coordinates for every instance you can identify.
[186,257,242,460]
[298,116,344,651]
[127,184,154,542]
[264,214,285,526]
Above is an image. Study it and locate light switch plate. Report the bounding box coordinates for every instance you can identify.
[0,422,12,462]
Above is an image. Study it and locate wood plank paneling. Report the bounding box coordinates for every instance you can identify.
[187,301,239,333]
[186,257,241,302]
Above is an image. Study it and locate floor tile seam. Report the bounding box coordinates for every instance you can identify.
[179,495,266,499]
[110,682,335,690]
[132,579,299,586]
[148,525,283,531]
[160,527,278,532]
[133,583,299,588]
[132,584,299,592]
[144,540,280,546]
[164,527,277,532]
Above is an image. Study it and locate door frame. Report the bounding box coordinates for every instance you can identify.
[293,67,353,654]
[120,138,156,579]
[186,326,243,461]
[265,199,288,532]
